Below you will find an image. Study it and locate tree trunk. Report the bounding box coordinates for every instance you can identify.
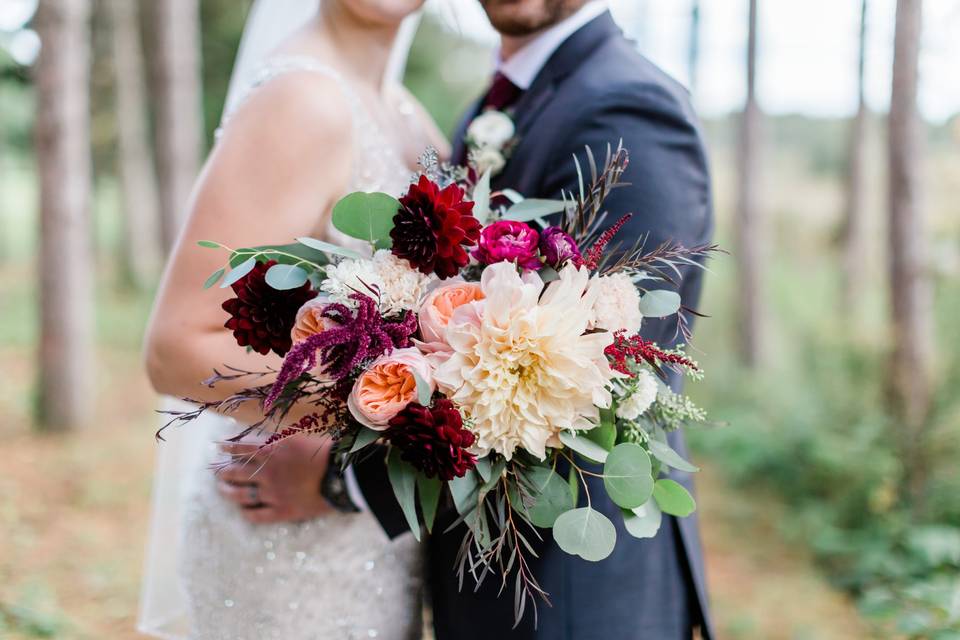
[34,0,94,431]
[888,0,933,511]
[735,0,766,367]
[688,0,702,94]
[841,0,870,313]
[108,0,161,289]
[148,0,203,254]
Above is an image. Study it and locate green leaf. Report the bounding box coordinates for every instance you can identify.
[475,457,492,483]
[568,465,580,505]
[472,169,493,224]
[296,237,364,260]
[585,408,617,451]
[331,192,400,249]
[652,478,697,517]
[539,266,560,283]
[622,500,663,539]
[349,427,380,453]
[220,257,257,288]
[417,473,442,533]
[503,198,567,221]
[559,431,609,463]
[500,188,524,203]
[553,507,616,561]
[523,467,575,528]
[603,443,654,509]
[265,263,309,290]
[450,470,479,515]
[197,240,221,249]
[648,439,700,473]
[413,372,432,407]
[638,289,682,318]
[387,450,421,541]
[229,242,330,268]
[203,268,225,289]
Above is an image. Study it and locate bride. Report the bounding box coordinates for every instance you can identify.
[138,0,447,637]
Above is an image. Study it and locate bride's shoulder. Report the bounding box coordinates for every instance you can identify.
[218,68,353,154]
[390,84,451,159]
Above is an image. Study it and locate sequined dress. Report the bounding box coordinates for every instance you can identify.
[178,58,421,640]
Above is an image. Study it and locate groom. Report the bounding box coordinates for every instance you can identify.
[217,1,715,637]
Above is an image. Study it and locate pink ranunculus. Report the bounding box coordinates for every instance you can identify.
[472,220,543,271]
[418,280,485,344]
[539,226,582,269]
[347,348,435,431]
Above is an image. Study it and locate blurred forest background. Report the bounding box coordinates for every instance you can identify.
[1,0,958,638]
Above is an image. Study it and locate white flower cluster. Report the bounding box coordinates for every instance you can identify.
[588,272,644,334]
[466,110,515,176]
[321,250,435,316]
[615,369,659,421]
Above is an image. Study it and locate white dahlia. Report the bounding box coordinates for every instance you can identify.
[433,262,617,460]
[615,369,659,421]
[588,272,644,334]
[322,250,434,316]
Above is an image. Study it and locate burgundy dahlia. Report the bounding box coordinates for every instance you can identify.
[386,399,477,481]
[391,175,481,279]
[222,260,317,357]
[539,226,582,269]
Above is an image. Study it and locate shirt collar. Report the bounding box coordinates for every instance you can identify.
[497,1,609,91]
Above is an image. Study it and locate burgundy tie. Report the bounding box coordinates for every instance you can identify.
[482,72,524,111]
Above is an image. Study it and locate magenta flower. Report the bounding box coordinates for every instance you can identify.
[472,220,542,271]
[539,226,582,269]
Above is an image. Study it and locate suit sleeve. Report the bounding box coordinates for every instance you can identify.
[541,83,714,351]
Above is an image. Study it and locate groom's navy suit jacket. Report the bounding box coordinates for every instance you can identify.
[355,12,715,639]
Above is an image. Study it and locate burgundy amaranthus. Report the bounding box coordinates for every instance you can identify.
[386,399,477,481]
[604,330,699,378]
[581,213,633,271]
[264,292,417,409]
[390,175,481,279]
[222,260,317,357]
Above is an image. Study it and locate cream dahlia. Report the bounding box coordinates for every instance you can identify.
[433,262,617,460]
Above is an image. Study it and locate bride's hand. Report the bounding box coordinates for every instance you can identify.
[217,436,334,524]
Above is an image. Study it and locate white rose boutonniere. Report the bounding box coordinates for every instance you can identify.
[465,109,517,176]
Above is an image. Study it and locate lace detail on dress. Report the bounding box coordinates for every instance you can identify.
[174,56,423,640]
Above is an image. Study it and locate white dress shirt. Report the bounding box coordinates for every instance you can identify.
[498,1,610,90]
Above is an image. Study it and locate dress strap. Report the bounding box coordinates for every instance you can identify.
[216,56,363,140]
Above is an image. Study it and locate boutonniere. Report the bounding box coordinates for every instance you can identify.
[464,109,518,177]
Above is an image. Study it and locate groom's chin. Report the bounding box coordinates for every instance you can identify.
[480,0,584,37]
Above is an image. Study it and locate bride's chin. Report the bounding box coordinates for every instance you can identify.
[332,0,425,25]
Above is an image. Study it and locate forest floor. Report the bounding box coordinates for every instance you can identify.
[0,344,874,640]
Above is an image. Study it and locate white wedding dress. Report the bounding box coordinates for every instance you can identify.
[142,58,423,640]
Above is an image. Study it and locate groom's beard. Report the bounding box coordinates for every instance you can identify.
[479,0,586,37]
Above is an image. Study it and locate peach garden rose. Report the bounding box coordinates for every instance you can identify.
[418,280,485,344]
[347,348,435,431]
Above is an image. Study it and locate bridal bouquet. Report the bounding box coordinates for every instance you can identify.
[173,145,716,619]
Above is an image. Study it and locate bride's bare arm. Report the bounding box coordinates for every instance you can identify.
[145,73,352,426]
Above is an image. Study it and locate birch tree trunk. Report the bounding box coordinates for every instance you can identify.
[888,0,933,510]
[148,0,203,254]
[841,0,870,313]
[109,0,161,289]
[735,0,766,367]
[34,0,94,431]
[688,0,702,94]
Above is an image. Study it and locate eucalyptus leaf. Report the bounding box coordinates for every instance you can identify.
[265,263,309,290]
[539,266,560,283]
[500,188,524,204]
[503,198,567,222]
[220,257,257,289]
[475,457,492,483]
[450,470,479,515]
[417,473,442,533]
[387,450,421,541]
[349,427,380,453]
[553,507,616,561]
[229,242,330,268]
[559,431,609,463]
[652,479,697,517]
[413,372,432,407]
[331,192,400,248]
[648,439,700,473]
[622,500,663,539]
[203,268,225,290]
[523,467,575,528]
[603,443,654,509]
[197,240,221,249]
[296,237,364,260]
[472,169,493,224]
[638,289,682,318]
[585,408,617,451]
